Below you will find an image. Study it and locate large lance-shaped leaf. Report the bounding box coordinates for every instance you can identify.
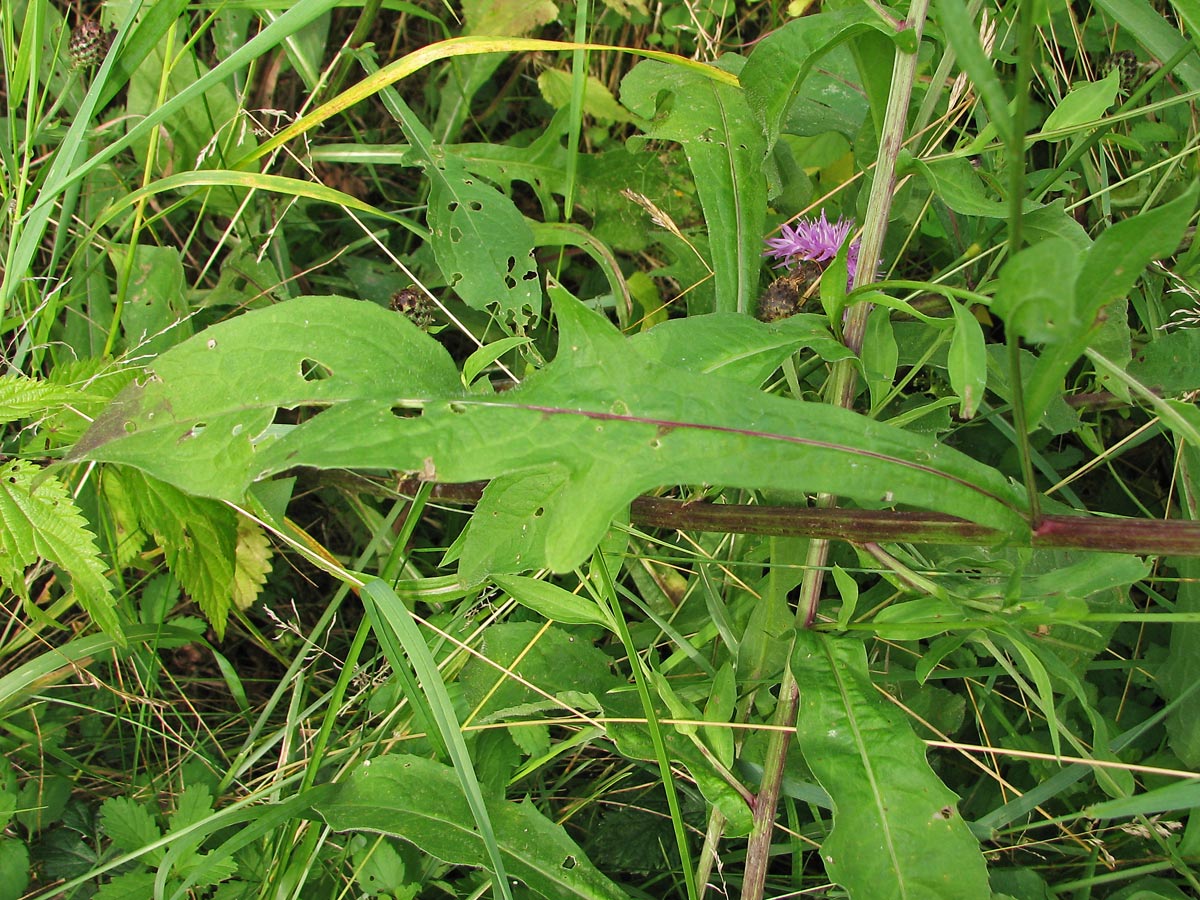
[72,295,1028,574]
[620,61,766,315]
[792,630,991,899]
[313,754,628,900]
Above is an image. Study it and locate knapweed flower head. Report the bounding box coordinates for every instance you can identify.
[763,210,860,284]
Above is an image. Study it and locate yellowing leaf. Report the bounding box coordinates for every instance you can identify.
[537,69,633,123]
[232,516,273,611]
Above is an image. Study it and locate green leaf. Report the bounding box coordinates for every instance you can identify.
[94,872,159,900]
[1041,70,1121,139]
[620,60,766,315]
[630,312,850,385]
[74,295,1029,576]
[108,244,192,357]
[792,630,991,899]
[100,796,163,863]
[72,295,461,499]
[740,6,890,150]
[947,300,986,419]
[390,89,542,320]
[991,237,1083,344]
[538,69,632,122]
[427,165,542,321]
[0,839,30,900]
[1074,184,1199,325]
[1161,557,1200,766]
[0,460,121,641]
[313,754,629,900]
[0,374,89,425]
[904,155,1016,218]
[113,469,237,638]
[1085,779,1200,820]
[492,575,614,629]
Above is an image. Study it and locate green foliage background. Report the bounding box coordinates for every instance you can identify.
[3,0,1200,897]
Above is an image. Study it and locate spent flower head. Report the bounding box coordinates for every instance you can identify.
[764,210,860,284]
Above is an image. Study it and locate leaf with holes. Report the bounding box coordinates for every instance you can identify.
[427,162,542,322]
[72,295,1028,578]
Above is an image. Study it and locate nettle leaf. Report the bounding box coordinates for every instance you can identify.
[792,630,991,899]
[231,515,272,611]
[0,460,121,641]
[313,754,627,900]
[112,469,238,637]
[73,296,1029,578]
[0,373,90,425]
[620,59,766,315]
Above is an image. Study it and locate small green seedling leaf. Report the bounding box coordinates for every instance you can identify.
[832,564,860,630]
[492,574,614,629]
[947,300,987,419]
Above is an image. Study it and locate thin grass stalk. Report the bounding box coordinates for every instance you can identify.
[1005,0,1041,525]
[593,553,701,900]
[739,4,930,896]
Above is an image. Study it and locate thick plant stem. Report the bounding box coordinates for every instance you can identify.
[739,4,930,897]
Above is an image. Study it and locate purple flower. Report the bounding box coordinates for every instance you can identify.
[764,211,860,284]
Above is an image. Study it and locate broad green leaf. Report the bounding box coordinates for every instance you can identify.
[72,295,461,499]
[0,839,30,900]
[904,156,1016,218]
[620,60,766,314]
[1041,70,1121,139]
[0,460,121,641]
[453,467,571,582]
[108,244,192,357]
[313,754,629,900]
[991,237,1083,344]
[739,6,891,150]
[74,296,1029,576]
[388,86,542,320]
[1129,328,1200,393]
[491,575,614,629]
[792,630,991,899]
[947,300,986,419]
